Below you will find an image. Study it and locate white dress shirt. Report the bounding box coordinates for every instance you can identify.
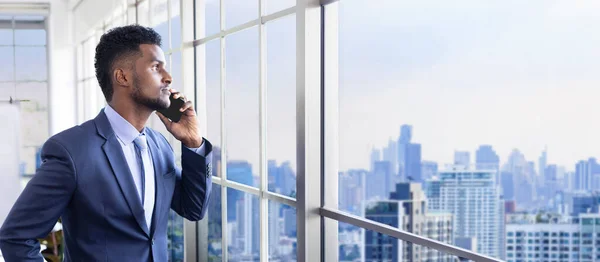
[104,105,205,229]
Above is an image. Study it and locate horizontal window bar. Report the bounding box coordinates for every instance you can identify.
[320,206,503,262]
[189,6,296,48]
[212,176,261,196]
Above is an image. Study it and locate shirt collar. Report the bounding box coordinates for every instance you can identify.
[104,105,146,144]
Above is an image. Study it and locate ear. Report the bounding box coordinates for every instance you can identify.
[114,67,131,87]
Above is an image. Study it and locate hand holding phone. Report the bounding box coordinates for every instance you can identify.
[157,93,186,122]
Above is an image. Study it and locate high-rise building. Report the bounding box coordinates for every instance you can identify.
[421,161,438,183]
[575,158,600,191]
[383,140,399,177]
[475,145,500,170]
[538,147,547,180]
[506,213,600,262]
[453,151,470,167]
[228,161,254,221]
[365,183,454,262]
[405,144,422,182]
[368,161,393,200]
[269,201,281,257]
[370,148,381,172]
[268,160,296,197]
[572,193,600,216]
[426,167,502,258]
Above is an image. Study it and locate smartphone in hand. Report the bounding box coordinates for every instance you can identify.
[157,93,186,122]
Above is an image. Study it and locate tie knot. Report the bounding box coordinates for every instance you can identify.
[133,135,148,151]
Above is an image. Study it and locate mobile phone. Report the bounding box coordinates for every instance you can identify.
[157,93,186,122]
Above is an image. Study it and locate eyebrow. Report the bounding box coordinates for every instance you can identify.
[150,58,165,65]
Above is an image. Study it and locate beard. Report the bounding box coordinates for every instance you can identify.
[130,74,170,111]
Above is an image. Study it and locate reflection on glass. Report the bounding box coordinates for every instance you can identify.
[203,40,221,176]
[227,188,260,262]
[266,15,296,198]
[268,201,297,261]
[225,0,258,29]
[206,184,222,261]
[225,27,259,188]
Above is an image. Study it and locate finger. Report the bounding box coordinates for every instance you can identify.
[173,93,185,100]
[156,111,172,129]
[180,101,193,112]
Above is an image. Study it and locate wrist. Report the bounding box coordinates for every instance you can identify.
[183,137,203,148]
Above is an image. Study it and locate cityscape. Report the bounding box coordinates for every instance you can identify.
[199,123,600,262]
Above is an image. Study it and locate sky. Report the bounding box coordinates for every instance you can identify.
[337,0,600,171]
[185,0,600,174]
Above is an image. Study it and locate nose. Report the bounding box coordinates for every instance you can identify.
[163,70,172,85]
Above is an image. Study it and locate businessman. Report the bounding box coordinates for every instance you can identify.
[0,25,212,261]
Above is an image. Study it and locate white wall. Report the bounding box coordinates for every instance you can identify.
[47,0,76,135]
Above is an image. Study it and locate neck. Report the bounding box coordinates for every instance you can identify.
[108,99,152,132]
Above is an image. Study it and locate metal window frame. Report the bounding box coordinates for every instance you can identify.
[68,0,510,261]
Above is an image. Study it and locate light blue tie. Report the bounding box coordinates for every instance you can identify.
[133,135,147,205]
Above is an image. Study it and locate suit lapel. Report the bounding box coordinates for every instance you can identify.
[96,110,150,237]
[147,132,165,236]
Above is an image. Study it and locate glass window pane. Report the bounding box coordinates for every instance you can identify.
[265,0,295,16]
[15,47,47,81]
[202,40,222,176]
[225,27,259,187]
[127,6,137,25]
[266,15,296,197]
[227,188,259,261]
[171,51,181,89]
[197,0,220,37]
[0,47,15,81]
[76,45,83,80]
[205,184,222,261]
[138,0,150,26]
[151,0,169,49]
[171,3,181,49]
[337,220,459,262]
[268,201,296,261]
[0,29,13,45]
[15,29,46,46]
[17,82,48,175]
[225,0,258,29]
[167,210,184,261]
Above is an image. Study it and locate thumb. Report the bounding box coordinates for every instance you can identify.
[156,111,172,130]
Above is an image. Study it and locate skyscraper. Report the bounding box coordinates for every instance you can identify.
[421,160,438,183]
[538,147,547,180]
[368,161,393,200]
[365,183,454,262]
[453,151,470,167]
[575,158,600,191]
[475,145,500,170]
[228,161,254,221]
[427,167,502,258]
[370,148,381,172]
[404,143,422,182]
[383,139,398,177]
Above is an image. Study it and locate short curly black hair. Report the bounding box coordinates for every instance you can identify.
[94,25,162,102]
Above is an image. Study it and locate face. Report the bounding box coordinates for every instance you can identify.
[130,44,172,110]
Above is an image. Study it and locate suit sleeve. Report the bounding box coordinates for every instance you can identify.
[0,138,77,262]
[170,138,213,221]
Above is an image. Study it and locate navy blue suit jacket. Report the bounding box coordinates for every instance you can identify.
[0,110,212,261]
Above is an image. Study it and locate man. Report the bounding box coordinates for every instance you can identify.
[0,25,212,261]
